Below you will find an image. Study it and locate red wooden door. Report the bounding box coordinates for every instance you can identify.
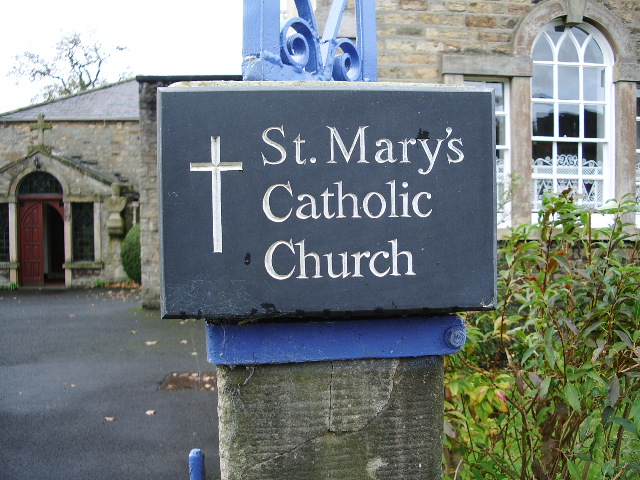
[19,201,45,286]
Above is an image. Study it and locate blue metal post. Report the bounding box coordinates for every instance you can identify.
[242,1,282,80]
[189,448,206,480]
[356,0,378,81]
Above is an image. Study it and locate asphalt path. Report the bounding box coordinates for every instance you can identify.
[0,288,220,480]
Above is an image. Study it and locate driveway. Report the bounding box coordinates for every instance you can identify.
[0,288,219,480]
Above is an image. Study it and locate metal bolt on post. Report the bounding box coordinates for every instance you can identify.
[445,326,467,350]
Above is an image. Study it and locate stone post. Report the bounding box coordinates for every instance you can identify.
[216,357,444,479]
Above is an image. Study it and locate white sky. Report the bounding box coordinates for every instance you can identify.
[0,1,244,113]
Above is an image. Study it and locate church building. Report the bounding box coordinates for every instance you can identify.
[0,81,141,287]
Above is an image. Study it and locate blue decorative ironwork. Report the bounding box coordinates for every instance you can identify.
[243,0,377,82]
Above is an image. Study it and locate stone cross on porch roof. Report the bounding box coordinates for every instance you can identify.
[30,114,52,146]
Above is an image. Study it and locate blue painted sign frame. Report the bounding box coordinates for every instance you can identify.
[207,315,467,365]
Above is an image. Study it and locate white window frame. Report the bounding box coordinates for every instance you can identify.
[636,84,640,227]
[530,22,615,225]
[464,78,511,228]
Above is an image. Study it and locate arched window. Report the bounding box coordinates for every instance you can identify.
[18,172,63,196]
[531,23,614,212]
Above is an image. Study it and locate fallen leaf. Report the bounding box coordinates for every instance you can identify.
[145,341,157,346]
[105,417,116,422]
[145,410,156,415]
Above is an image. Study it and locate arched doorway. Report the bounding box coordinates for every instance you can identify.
[17,172,65,286]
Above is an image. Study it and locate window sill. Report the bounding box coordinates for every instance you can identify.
[63,261,105,270]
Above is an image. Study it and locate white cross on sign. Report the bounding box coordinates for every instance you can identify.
[190,136,243,253]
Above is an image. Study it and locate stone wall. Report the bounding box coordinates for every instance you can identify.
[313,0,640,82]
[378,0,515,81]
[0,121,140,185]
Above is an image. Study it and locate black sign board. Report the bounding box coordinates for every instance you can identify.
[159,83,496,322]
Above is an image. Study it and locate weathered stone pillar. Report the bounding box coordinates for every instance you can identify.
[138,79,163,308]
[615,81,637,201]
[510,75,533,226]
[217,356,443,480]
[615,80,639,227]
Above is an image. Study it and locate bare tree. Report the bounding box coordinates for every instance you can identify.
[10,31,127,103]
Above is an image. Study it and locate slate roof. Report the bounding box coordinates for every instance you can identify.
[0,80,140,121]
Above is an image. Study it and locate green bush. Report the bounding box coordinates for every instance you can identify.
[121,224,141,284]
[444,192,640,479]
